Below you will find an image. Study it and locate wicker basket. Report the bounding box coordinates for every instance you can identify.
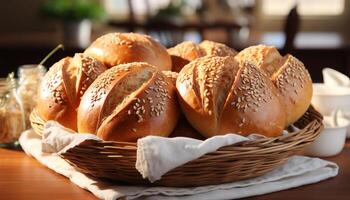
[30,106,323,187]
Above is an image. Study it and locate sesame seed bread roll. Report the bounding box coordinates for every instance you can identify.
[236,45,312,126]
[199,40,237,57]
[37,53,107,131]
[167,41,205,72]
[176,55,286,138]
[77,62,179,142]
[84,32,172,71]
[168,40,237,73]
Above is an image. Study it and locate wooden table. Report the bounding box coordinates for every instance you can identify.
[1,141,350,200]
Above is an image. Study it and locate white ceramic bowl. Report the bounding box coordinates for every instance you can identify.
[312,83,350,116]
[304,116,349,157]
[322,68,350,87]
[347,116,350,138]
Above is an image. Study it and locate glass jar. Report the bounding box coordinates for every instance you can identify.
[0,74,25,144]
[17,64,46,130]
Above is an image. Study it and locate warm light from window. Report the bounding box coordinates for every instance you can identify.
[262,0,344,16]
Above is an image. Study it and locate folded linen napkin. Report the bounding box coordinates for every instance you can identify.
[19,129,338,200]
[136,134,249,182]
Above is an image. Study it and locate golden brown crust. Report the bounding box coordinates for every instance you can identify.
[176,56,285,138]
[272,55,313,125]
[235,45,282,77]
[74,54,107,101]
[84,33,172,71]
[161,70,178,84]
[236,45,313,125]
[37,58,75,129]
[168,41,205,61]
[37,54,107,131]
[220,62,285,137]
[77,62,180,142]
[199,40,237,57]
[167,41,205,73]
[168,40,237,73]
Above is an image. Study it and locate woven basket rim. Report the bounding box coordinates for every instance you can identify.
[30,106,324,187]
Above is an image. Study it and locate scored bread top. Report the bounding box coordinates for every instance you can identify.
[38,58,70,113]
[77,63,145,133]
[220,61,285,136]
[177,56,239,134]
[176,55,285,137]
[272,54,312,125]
[74,54,107,101]
[64,54,107,107]
[77,62,179,141]
[37,54,107,131]
[168,40,237,73]
[236,45,312,125]
[37,58,77,129]
[235,44,282,77]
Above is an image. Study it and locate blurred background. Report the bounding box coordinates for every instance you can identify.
[0,0,350,82]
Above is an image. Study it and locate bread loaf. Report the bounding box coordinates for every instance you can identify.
[235,45,312,125]
[84,32,172,71]
[168,40,237,72]
[37,53,107,130]
[77,62,179,142]
[176,55,286,138]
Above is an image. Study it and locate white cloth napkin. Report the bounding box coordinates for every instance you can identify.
[136,134,249,182]
[42,122,101,154]
[19,126,338,200]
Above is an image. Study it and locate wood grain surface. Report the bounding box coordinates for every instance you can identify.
[0,141,349,200]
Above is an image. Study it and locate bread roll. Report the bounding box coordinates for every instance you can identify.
[168,40,237,72]
[77,62,179,142]
[84,32,172,71]
[199,40,237,57]
[235,45,312,125]
[176,55,286,138]
[37,54,107,130]
[167,41,205,72]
